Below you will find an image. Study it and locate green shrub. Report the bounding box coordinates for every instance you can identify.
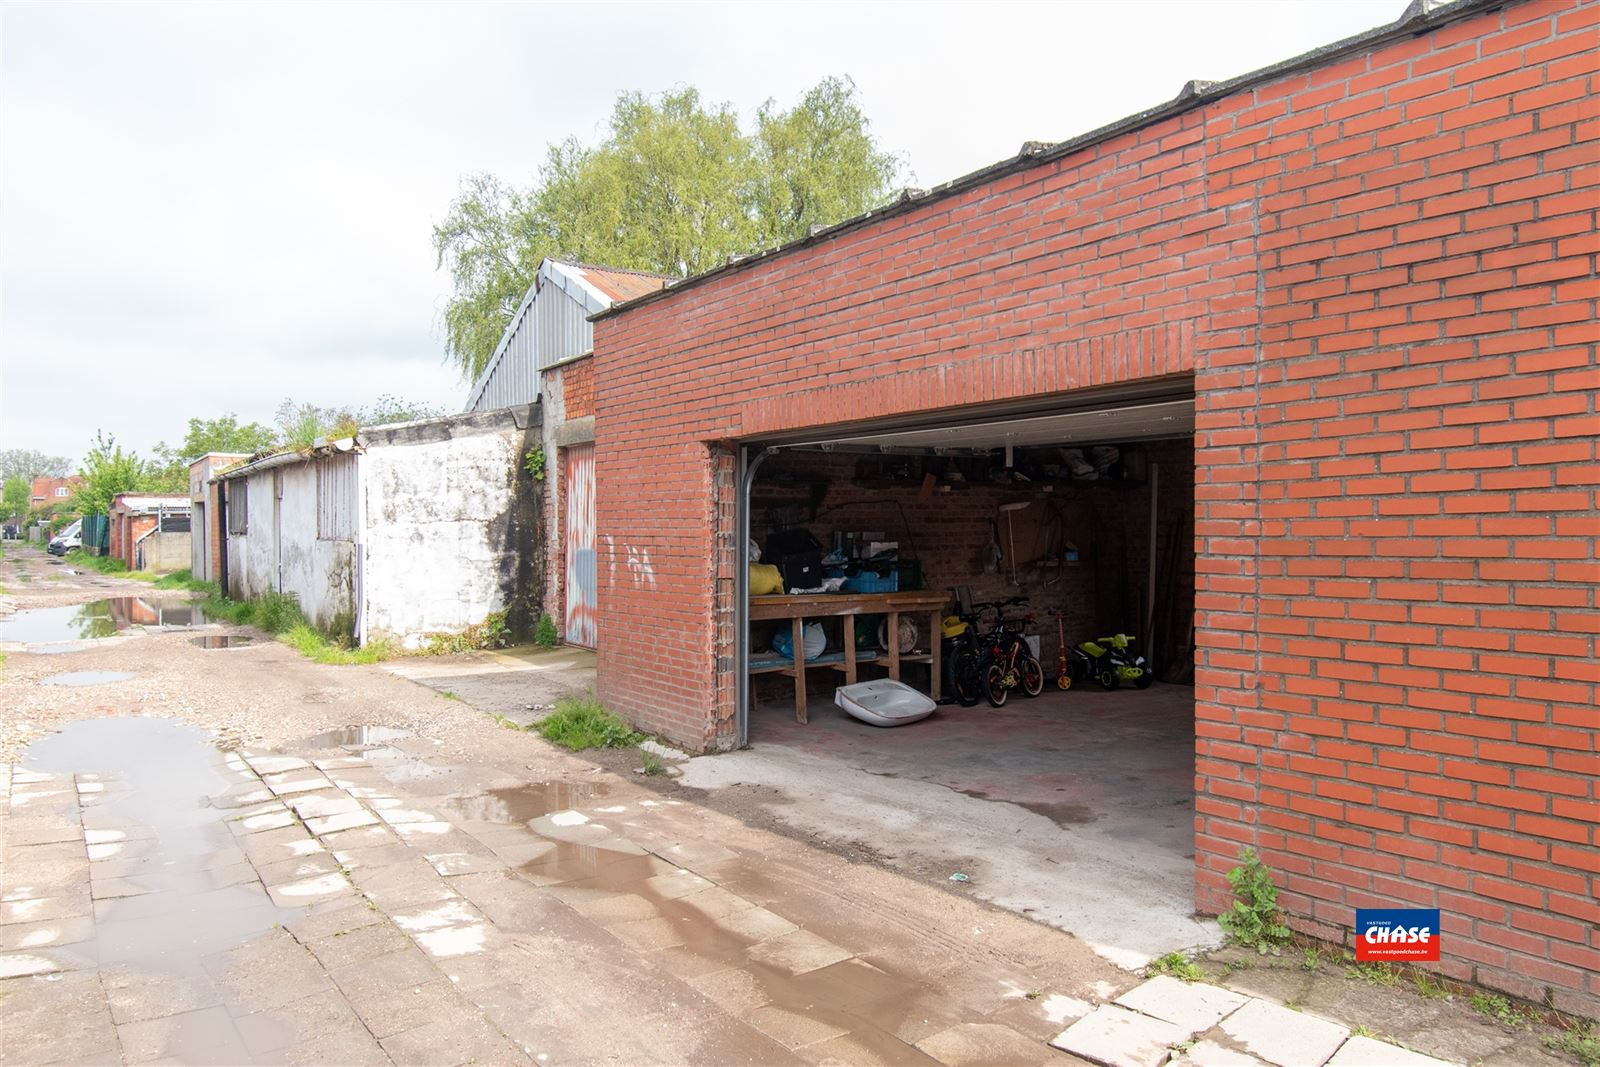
[535,614,560,648]
[1218,848,1291,953]
[534,694,642,751]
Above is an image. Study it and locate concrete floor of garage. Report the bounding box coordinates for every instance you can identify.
[678,679,1220,969]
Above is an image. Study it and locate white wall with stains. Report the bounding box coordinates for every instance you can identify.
[359,423,523,648]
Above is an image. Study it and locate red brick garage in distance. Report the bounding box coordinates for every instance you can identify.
[591,0,1599,1016]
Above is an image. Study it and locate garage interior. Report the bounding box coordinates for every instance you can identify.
[727,387,1209,962]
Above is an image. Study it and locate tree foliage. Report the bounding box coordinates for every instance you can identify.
[2,476,30,521]
[0,449,71,483]
[74,432,152,517]
[154,414,280,469]
[434,76,904,380]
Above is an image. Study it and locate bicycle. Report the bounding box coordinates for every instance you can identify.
[972,598,1045,708]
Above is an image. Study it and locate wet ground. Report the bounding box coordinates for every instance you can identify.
[0,544,1580,1066]
[0,596,216,646]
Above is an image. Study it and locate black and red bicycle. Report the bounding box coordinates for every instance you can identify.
[972,598,1045,707]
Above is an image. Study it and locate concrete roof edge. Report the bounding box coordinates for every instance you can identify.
[358,402,538,447]
[590,0,1508,323]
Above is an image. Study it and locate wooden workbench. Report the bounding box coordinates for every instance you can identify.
[748,590,949,722]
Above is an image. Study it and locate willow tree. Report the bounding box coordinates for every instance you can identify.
[434,77,904,381]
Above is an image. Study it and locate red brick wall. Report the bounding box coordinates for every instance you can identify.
[594,0,1597,1012]
[562,356,596,420]
[109,513,157,570]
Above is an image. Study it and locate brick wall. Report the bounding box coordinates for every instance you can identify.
[594,0,1597,1011]
[562,355,596,420]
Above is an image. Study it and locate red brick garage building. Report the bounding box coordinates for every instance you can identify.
[592,0,1598,1014]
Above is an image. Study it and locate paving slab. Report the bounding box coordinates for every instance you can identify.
[0,913,94,951]
[0,951,63,978]
[377,1011,528,1065]
[1326,1035,1461,1067]
[1172,1039,1270,1066]
[0,975,121,1066]
[116,1003,253,1065]
[423,850,508,877]
[202,931,335,1015]
[917,1021,1062,1065]
[1052,1004,1193,1067]
[102,968,223,1025]
[1217,998,1350,1067]
[745,1003,853,1050]
[305,808,381,836]
[1116,976,1249,1032]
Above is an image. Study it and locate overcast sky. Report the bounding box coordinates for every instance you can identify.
[1,0,1402,465]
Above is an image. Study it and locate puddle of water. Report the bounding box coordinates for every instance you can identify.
[191,635,253,649]
[0,597,214,643]
[437,782,609,825]
[302,725,412,749]
[436,779,934,1048]
[21,719,293,982]
[40,671,136,687]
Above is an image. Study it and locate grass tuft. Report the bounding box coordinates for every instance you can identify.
[198,589,389,665]
[65,549,127,574]
[534,694,643,751]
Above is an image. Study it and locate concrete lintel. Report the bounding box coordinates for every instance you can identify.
[551,417,596,447]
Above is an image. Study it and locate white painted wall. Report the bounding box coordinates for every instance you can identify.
[360,426,522,648]
[224,463,357,635]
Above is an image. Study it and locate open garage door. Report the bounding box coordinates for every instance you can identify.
[724,382,1210,963]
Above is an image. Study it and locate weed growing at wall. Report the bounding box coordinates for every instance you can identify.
[535,614,560,648]
[199,589,392,665]
[1218,848,1290,954]
[1544,1022,1599,1067]
[523,447,546,482]
[534,694,643,751]
[417,611,510,655]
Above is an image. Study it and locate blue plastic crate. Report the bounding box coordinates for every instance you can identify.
[842,572,898,593]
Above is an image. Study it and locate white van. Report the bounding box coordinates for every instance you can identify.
[48,519,83,556]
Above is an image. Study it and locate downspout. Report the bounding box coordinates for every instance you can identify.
[735,445,777,748]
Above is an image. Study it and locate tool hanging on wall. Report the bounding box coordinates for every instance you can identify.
[999,501,1029,586]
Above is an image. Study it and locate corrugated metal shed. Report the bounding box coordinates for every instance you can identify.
[463,259,671,413]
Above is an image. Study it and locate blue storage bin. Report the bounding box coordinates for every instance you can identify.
[842,572,898,593]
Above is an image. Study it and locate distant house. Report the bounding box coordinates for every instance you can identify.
[206,407,538,648]
[107,494,190,572]
[463,258,672,647]
[29,476,82,510]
